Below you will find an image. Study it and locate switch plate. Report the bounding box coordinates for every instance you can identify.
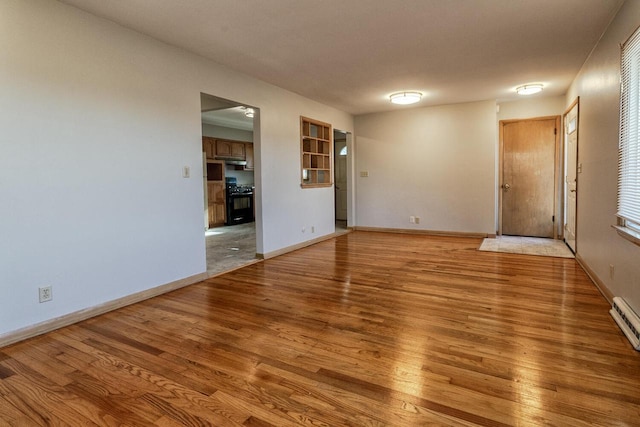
[182,166,190,178]
[360,171,369,177]
[415,216,420,224]
[410,216,415,224]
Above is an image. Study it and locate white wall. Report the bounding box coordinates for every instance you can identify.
[202,123,253,142]
[354,100,496,234]
[0,0,353,337]
[497,96,566,121]
[566,0,640,311]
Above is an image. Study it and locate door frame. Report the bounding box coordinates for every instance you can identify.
[333,134,348,222]
[563,97,580,252]
[498,115,562,238]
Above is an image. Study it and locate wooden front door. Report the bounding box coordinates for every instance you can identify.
[501,117,559,238]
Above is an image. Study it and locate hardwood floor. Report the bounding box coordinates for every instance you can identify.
[1,232,639,426]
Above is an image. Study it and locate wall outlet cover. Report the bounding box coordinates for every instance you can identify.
[39,286,52,303]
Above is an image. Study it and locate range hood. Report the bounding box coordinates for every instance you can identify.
[221,159,247,166]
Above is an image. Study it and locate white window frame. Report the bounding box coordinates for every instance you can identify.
[615,25,640,246]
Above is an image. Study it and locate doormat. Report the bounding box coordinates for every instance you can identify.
[479,236,575,258]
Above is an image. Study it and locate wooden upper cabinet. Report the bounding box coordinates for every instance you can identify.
[203,137,216,160]
[245,144,254,170]
[231,141,245,158]
[215,139,245,159]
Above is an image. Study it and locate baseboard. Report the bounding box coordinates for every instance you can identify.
[206,259,263,277]
[575,253,614,304]
[0,272,208,349]
[257,229,352,260]
[352,226,489,239]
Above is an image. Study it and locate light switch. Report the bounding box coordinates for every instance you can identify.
[183,166,190,178]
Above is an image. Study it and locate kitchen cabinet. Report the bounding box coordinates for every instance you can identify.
[202,137,216,160]
[207,181,226,227]
[215,139,245,159]
[300,116,332,187]
[244,143,254,170]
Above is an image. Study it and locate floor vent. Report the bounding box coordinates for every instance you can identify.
[610,297,640,351]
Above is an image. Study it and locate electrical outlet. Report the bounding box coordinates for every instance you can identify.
[415,216,420,224]
[410,216,415,224]
[182,166,190,178]
[609,264,615,279]
[311,226,315,233]
[360,171,369,177]
[302,227,306,233]
[39,286,52,303]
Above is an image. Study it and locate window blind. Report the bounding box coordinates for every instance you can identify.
[618,26,640,230]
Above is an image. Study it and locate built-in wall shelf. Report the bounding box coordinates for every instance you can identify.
[300,116,332,188]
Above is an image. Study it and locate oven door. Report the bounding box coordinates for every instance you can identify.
[226,193,254,225]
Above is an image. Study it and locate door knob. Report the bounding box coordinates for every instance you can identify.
[502,183,511,191]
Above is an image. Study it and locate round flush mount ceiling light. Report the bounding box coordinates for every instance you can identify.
[516,84,543,95]
[389,91,422,105]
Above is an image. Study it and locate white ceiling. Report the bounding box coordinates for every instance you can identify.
[60,0,624,115]
[202,106,254,131]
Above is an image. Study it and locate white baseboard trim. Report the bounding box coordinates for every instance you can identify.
[0,272,208,349]
[575,254,614,304]
[352,226,489,239]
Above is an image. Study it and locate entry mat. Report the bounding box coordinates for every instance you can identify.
[479,236,575,258]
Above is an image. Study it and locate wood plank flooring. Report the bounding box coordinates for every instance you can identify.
[1,232,639,426]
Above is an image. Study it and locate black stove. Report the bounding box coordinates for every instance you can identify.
[225,178,255,225]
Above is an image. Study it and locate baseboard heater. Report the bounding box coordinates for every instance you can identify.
[610,297,640,351]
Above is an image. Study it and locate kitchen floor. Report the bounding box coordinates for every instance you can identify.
[205,222,257,276]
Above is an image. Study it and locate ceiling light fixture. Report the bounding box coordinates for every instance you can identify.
[516,84,543,95]
[244,108,254,118]
[389,91,422,105]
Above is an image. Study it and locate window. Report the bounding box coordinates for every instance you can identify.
[616,26,640,245]
[300,116,333,188]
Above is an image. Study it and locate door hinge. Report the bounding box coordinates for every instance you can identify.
[554,128,557,135]
[552,215,555,222]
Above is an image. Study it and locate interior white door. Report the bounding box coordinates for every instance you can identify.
[564,103,578,252]
[334,141,347,221]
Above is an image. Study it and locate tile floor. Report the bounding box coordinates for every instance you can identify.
[478,235,575,258]
[205,222,258,276]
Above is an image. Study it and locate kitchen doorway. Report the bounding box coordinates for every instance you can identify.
[201,93,259,275]
[499,116,561,238]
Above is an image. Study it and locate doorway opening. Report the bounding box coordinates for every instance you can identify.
[563,99,579,253]
[498,116,562,239]
[334,129,350,234]
[201,93,259,275]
